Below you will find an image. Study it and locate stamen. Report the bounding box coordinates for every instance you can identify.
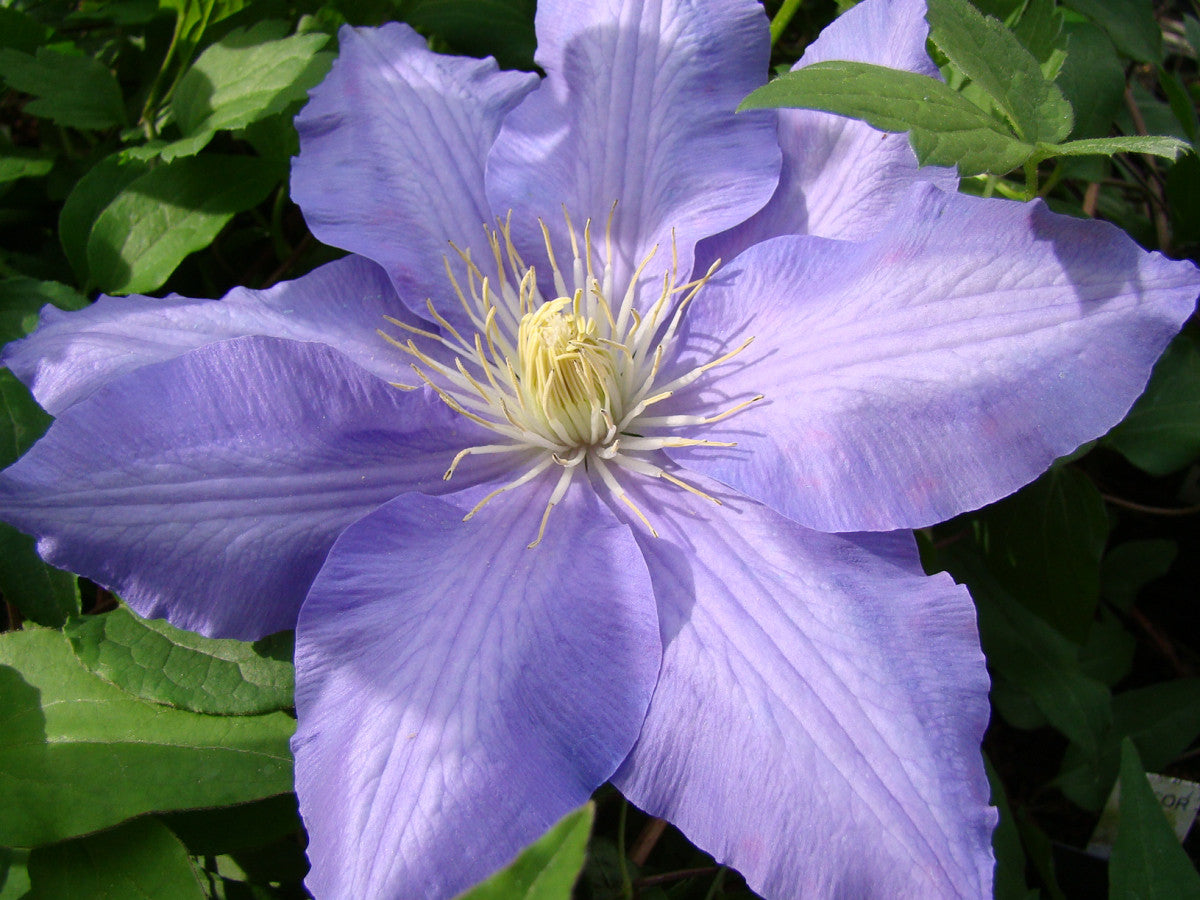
[528,466,576,548]
[377,210,760,546]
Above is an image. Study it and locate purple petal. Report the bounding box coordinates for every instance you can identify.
[608,475,994,898]
[486,0,780,301]
[670,185,1199,532]
[700,0,957,265]
[3,255,413,416]
[0,336,500,639]
[293,482,659,899]
[292,24,537,326]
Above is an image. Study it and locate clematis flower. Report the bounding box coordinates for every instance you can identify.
[2,0,1197,896]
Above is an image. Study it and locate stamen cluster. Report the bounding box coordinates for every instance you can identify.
[380,212,760,546]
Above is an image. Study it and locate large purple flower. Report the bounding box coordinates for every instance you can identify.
[2,0,1197,896]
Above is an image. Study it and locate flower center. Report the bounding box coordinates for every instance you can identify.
[380,212,760,546]
[518,298,622,447]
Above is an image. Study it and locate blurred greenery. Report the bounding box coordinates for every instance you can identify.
[1,0,1198,896]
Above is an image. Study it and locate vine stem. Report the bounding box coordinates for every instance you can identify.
[770,0,804,45]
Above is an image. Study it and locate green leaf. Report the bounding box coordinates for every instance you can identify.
[1106,333,1200,475]
[937,545,1111,751]
[1058,680,1200,810]
[1168,152,1200,246]
[0,147,53,186]
[0,48,125,130]
[1115,680,1200,773]
[1061,0,1162,63]
[1055,23,1126,140]
[975,466,1109,644]
[926,0,1072,143]
[1100,540,1177,611]
[987,757,1038,900]
[59,155,152,285]
[1109,740,1200,899]
[66,605,294,716]
[86,154,281,294]
[1157,68,1199,146]
[405,0,537,70]
[0,628,294,847]
[740,60,1033,175]
[0,277,89,345]
[0,367,80,628]
[1077,608,1135,687]
[159,794,300,855]
[0,846,31,900]
[170,23,330,151]
[27,817,205,899]
[458,803,594,900]
[1045,135,1189,161]
[0,8,54,55]
[1010,0,1068,79]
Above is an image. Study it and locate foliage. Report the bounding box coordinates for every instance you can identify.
[0,0,1198,896]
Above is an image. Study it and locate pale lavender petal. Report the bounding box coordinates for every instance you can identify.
[700,0,957,266]
[4,255,414,416]
[671,185,1199,532]
[0,336,501,639]
[486,0,779,302]
[292,24,537,325]
[293,483,659,899]
[607,474,994,899]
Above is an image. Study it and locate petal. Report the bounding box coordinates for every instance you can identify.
[0,336,500,639]
[486,0,780,301]
[670,185,1200,532]
[700,0,958,266]
[293,482,659,899]
[3,255,413,416]
[608,475,995,899]
[292,24,537,326]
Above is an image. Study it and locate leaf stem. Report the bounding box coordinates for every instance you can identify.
[770,0,804,45]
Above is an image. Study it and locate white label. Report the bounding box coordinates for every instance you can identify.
[1087,773,1200,859]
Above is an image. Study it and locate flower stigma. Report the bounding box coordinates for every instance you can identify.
[379,210,762,547]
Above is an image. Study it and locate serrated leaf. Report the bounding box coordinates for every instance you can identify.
[1109,741,1200,898]
[171,24,330,143]
[0,628,294,847]
[926,0,1072,143]
[1011,0,1068,79]
[1062,0,1162,63]
[59,155,151,285]
[86,154,280,294]
[740,60,1033,175]
[1107,333,1200,475]
[27,817,205,899]
[458,803,594,900]
[66,605,294,716]
[1047,135,1189,161]
[0,48,125,130]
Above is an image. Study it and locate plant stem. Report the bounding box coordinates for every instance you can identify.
[770,0,804,45]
